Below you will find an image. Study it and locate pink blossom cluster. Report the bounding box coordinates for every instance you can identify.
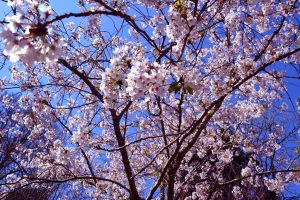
[1,0,64,66]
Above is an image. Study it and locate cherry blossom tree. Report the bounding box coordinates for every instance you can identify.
[0,0,299,199]
[0,92,60,199]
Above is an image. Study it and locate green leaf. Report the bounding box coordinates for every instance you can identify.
[175,0,187,11]
[175,0,183,9]
[184,86,194,95]
[168,82,181,94]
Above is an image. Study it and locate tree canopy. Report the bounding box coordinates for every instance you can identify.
[0,0,299,199]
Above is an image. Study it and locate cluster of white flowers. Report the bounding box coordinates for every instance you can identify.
[0,0,64,66]
[126,61,167,98]
[100,44,168,107]
[217,149,233,164]
[7,0,37,6]
[224,7,245,29]
[165,4,198,56]
[137,0,162,8]
[263,173,286,193]
[241,166,252,177]
[232,186,243,199]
